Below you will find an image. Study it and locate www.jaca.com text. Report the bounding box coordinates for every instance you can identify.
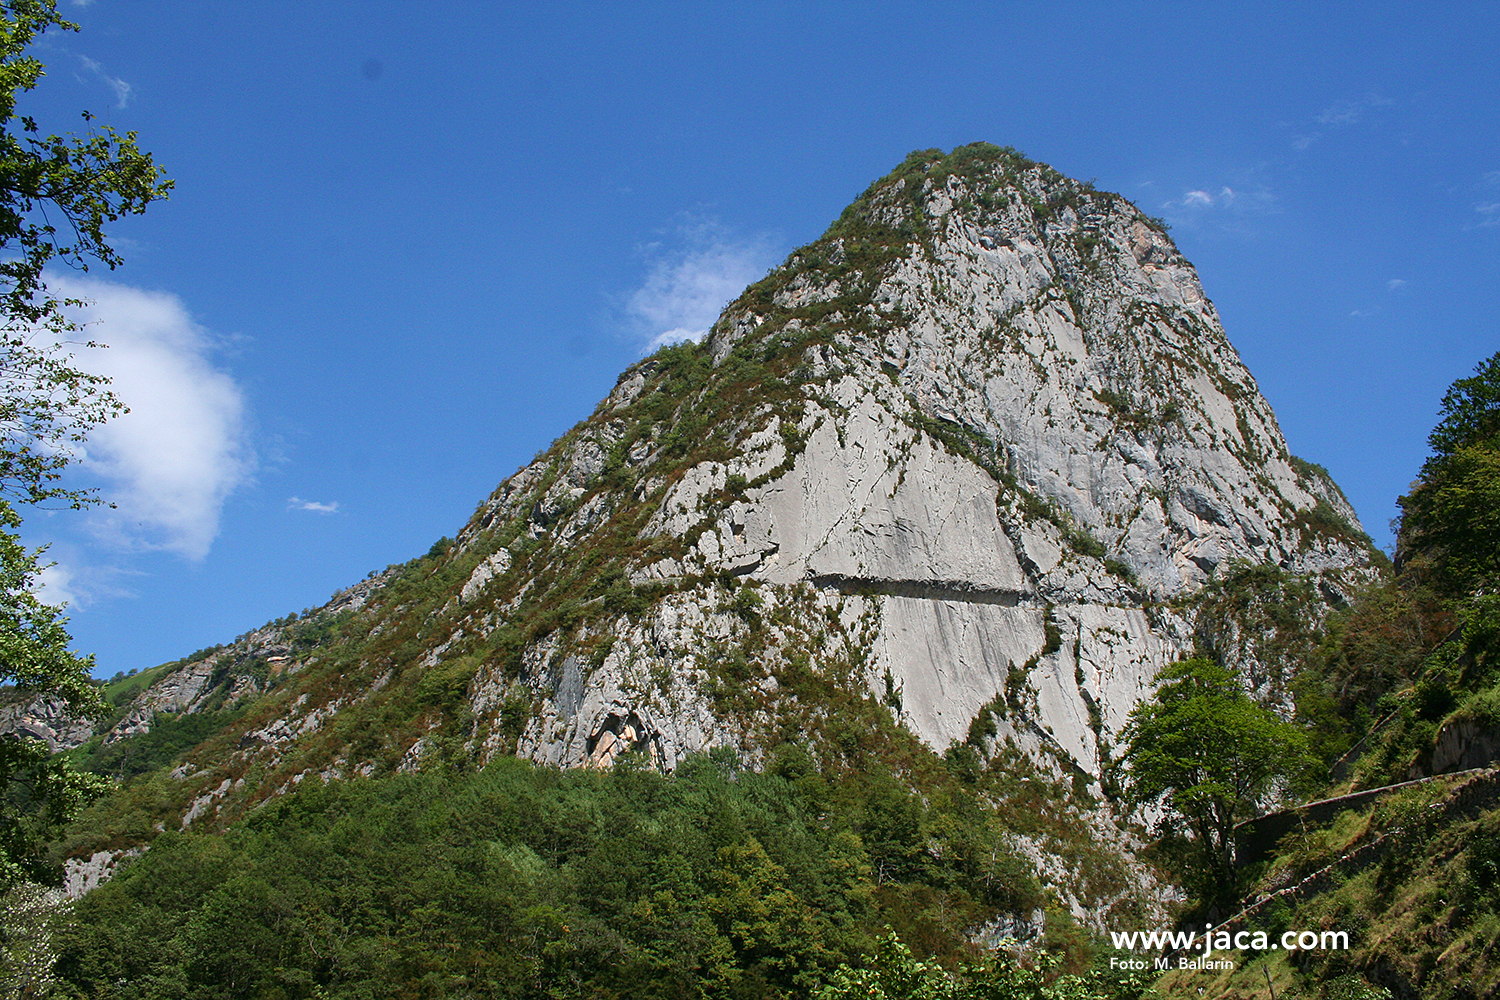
[1110,927,1350,957]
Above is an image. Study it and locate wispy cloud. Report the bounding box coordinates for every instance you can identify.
[50,275,254,561]
[1163,185,1271,213]
[77,54,132,108]
[625,217,779,353]
[35,560,79,609]
[1316,101,1363,127]
[1293,94,1393,151]
[1347,279,1409,320]
[30,541,144,610]
[287,497,339,514]
[1156,177,1277,238]
[1475,203,1500,229]
[1350,275,1404,319]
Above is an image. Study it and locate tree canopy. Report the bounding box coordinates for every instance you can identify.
[1121,657,1310,899]
[51,753,1059,999]
[814,932,1149,1000]
[0,0,171,510]
[1399,351,1500,596]
[1424,350,1500,469]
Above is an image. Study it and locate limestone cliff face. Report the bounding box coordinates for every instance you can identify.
[0,694,94,751]
[445,145,1371,780]
[28,146,1376,921]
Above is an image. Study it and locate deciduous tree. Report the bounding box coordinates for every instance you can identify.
[0,0,170,888]
[1399,351,1500,597]
[1121,657,1311,899]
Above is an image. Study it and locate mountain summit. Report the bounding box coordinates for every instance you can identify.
[13,145,1376,915]
[428,143,1373,774]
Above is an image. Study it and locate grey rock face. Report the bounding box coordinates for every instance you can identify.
[442,149,1372,788]
[1,572,394,753]
[62,849,141,899]
[0,695,95,751]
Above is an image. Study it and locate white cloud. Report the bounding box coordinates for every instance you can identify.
[643,327,703,353]
[1164,183,1274,216]
[49,275,253,561]
[1483,171,1500,187]
[626,218,778,353]
[35,560,78,609]
[1388,278,1407,290]
[287,496,339,514]
[1475,203,1500,228]
[1294,95,1391,150]
[77,54,132,108]
[29,543,143,610]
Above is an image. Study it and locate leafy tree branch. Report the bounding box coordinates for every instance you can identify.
[0,0,168,889]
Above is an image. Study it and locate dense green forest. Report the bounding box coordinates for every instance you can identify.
[55,751,1083,999]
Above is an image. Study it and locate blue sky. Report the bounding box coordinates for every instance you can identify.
[14,2,1498,677]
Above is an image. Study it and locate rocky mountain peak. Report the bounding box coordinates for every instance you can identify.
[430,145,1376,774]
[22,145,1378,924]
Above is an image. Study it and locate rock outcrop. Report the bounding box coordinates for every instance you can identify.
[1,572,393,753]
[0,695,95,751]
